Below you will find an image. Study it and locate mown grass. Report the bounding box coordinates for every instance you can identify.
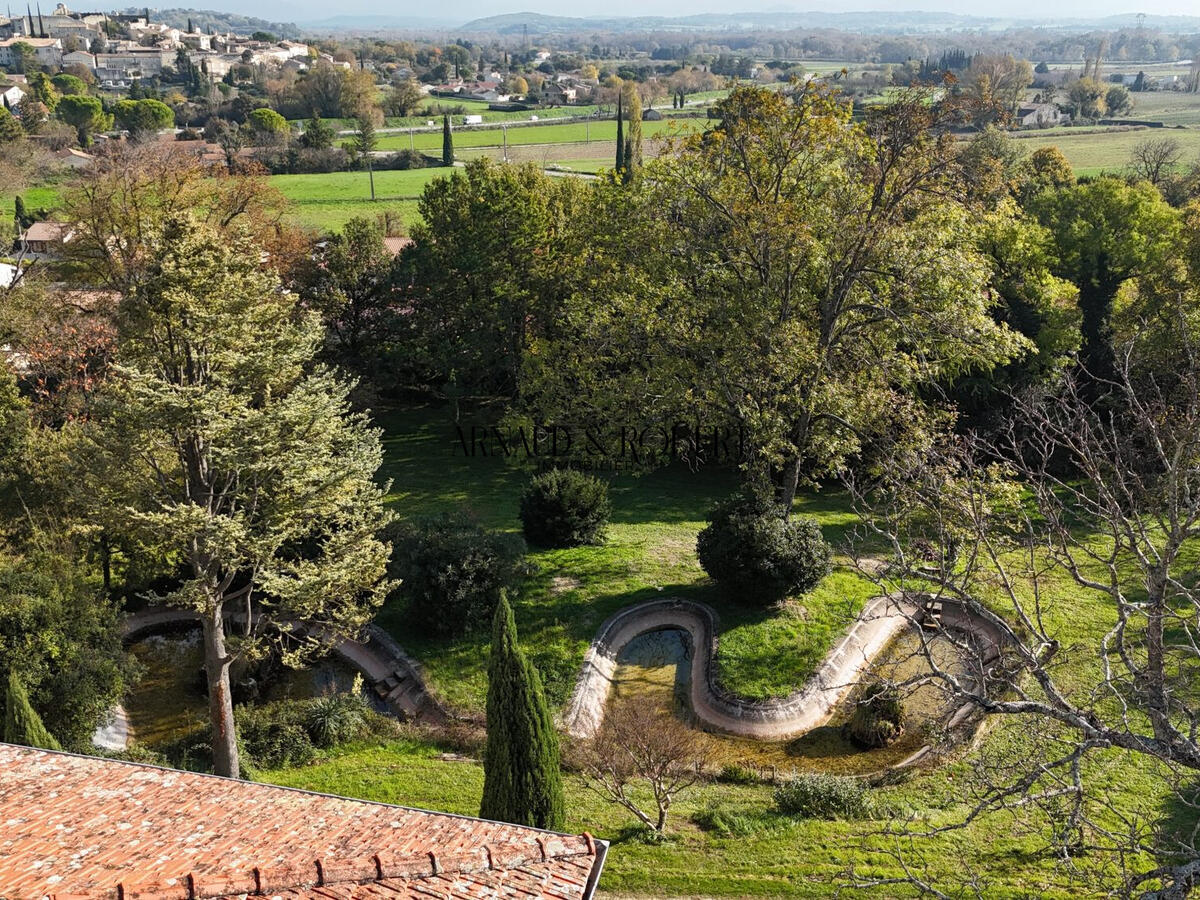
[261,725,1178,897]
[367,117,711,153]
[269,169,445,233]
[375,405,876,713]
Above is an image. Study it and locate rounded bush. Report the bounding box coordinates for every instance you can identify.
[389,511,527,637]
[843,683,904,749]
[519,468,611,548]
[773,773,871,819]
[696,496,832,602]
[305,692,368,748]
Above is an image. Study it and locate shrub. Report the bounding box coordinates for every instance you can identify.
[696,495,832,602]
[519,469,611,548]
[389,511,528,637]
[305,691,368,748]
[380,149,436,170]
[773,773,872,819]
[717,762,759,784]
[236,705,315,769]
[843,682,904,749]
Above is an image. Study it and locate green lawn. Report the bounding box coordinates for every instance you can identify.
[262,726,1175,897]
[375,405,876,713]
[262,404,1192,897]
[0,183,65,226]
[269,169,446,233]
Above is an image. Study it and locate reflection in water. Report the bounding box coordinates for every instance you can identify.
[126,629,378,748]
[611,627,970,776]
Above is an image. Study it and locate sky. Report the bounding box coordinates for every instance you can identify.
[208,0,1200,28]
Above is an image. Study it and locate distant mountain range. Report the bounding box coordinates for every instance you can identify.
[452,9,1200,34]
[154,7,1200,36]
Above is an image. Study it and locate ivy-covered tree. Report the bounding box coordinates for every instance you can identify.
[480,592,565,830]
[4,670,62,750]
[72,215,392,778]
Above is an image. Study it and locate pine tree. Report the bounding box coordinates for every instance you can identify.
[480,592,565,830]
[442,114,454,167]
[4,670,62,750]
[614,92,624,174]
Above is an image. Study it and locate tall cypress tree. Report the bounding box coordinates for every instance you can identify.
[442,114,454,167]
[4,671,62,751]
[623,85,642,185]
[614,92,624,174]
[480,592,565,830]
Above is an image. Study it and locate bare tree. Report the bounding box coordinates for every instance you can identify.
[1129,137,1183,186]
[573,698,707,834]
[846,303,1200,897]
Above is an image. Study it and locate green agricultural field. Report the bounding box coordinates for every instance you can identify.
[269,168,448,233]
[1124,91,1200,127]
[375,405,876,713]
[1014,126,1200,176]
[368,117,711,153]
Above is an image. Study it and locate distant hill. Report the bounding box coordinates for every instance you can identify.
[301,14,462,31]
[121,8,302,38]
[456,9,1200,35]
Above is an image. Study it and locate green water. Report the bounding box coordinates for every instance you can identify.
[610,628,966,776]
[125,629,366,747]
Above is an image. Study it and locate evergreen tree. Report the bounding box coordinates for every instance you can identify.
[442,114,454,167]
[614,92,624,174]
[13,195,30,231]
[480,592,565,830]
[4,670,62,750]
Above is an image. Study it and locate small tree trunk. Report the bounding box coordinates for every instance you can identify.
[201,604,239,779]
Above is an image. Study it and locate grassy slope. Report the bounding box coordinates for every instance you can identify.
[375,405,876,712]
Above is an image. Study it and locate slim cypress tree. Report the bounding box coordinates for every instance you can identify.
[614,92,624,174]
[442,114,454,167]
[13,195,29,232]
[4,671,62,750]
[480,592,565,831]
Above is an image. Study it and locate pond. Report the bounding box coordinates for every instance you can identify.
[609,626,970,776]
[124,628,379,748]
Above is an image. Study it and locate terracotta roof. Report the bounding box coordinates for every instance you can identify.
[0,744,607,900]
[382,237,414,256]
[19,222,70,243]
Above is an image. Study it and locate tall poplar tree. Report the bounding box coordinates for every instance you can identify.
[480,592,565,830]
[75,215,392,778]
[4,671,62,750]
[614,91,624,174]
[442,114,454,166]
[621,82,642,184]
